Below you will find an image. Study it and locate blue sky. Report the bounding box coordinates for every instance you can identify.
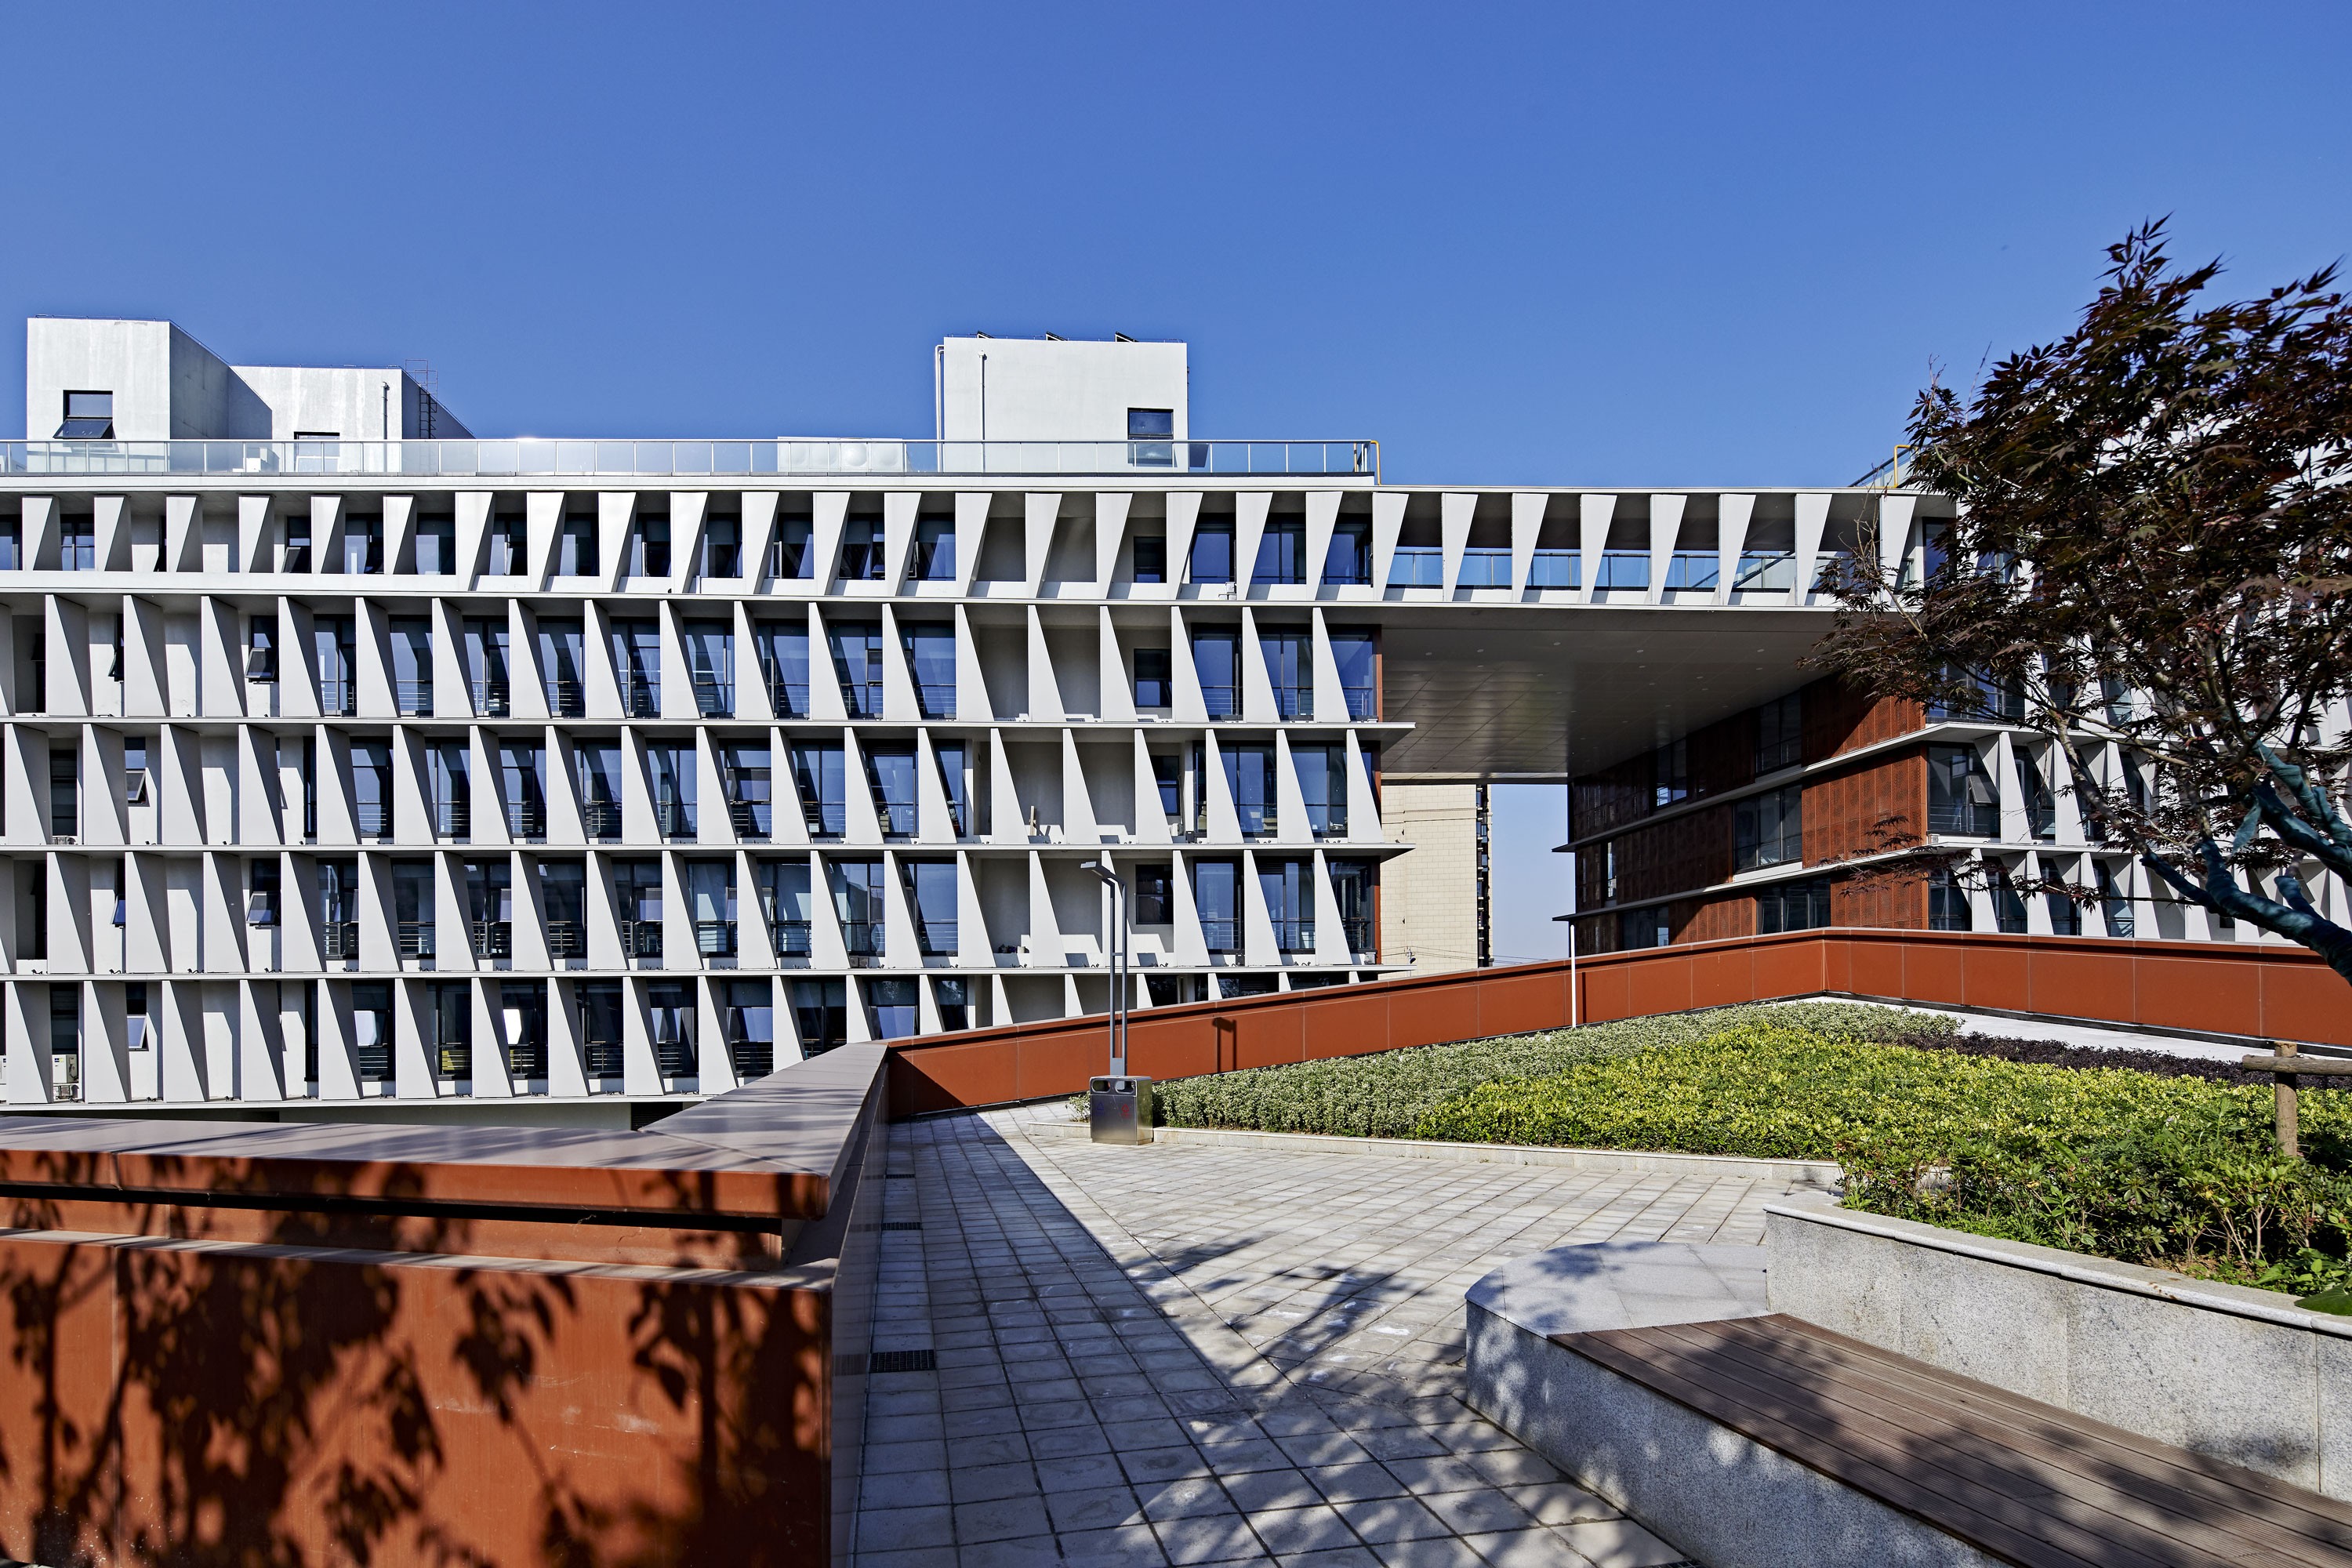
[4,1,2346,958]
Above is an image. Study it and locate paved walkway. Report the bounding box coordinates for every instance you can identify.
[851,1108,1817,1566]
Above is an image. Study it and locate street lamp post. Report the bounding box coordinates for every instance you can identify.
[1082,859,1148,1142]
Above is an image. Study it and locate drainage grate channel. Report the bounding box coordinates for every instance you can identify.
[879,1221,923,1231]
[868,1348,938,1374]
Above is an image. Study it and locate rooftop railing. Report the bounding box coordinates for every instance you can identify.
[0,437,1378,480]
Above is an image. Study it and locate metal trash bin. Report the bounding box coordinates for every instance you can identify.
[1089,1076,1154,1145]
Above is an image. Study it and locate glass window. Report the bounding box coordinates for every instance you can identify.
[1598,550,1649,590]
[686,620,733,717]
[792,742,846,837]
[935,741,969,837]
[612,620,660,717]
[902,859,957,955]
[723,743,771,840]
[1152,753,1181,822]
[1296,744,1347,837]
[913,517,955,581]
[485,510,524,575]
[58,390,114,439]
[724,979,774,1079]
[702,513,741,578]
[501,738,546,838]
[901,622,955,717]
[826,620,884,718]
[1260,630,1310,718]
[652,743,696,840]
[1223,745,1276,836]
[1653,739,1689,809]
[1134,863,1174,925]
[2016,750,2056,840]
[61,514,94,571]
[1192,860,1240,953]
[1254,521,1307,586]
[1134,647,1173,709]
[343,514,383,575]
[1928,745,1998,835]
[1259,858,1312,951]
[1192,630,1239,719]
[865,978,918,1040]
[2097,863,2135,937]
[1734,786,1803,871]
[1459,547,1512,587]
[579,981,624,1078]
[1324,522,1371,586]
[1529,550,1578,589]
[1755,691,1802,775]
[575,741,623,840]
[1387,546,1442,587]
[392,860,435,957]
[629,512,671,578]
[1733,550,1795,592]
[48,746,75,840]
[1132,534,1167,583]
[416,516,456,575]
[772,517,813,579]
[866,744,917,837]
[934,977,971,1032]
[248,859,279,926]
[1755,876,1831,933]
[537,619,585,716]
[1330,630,1376,720]
[1990,866,2029,933]
[1664,551,1717,591]
[353,741,393,840]
[840,518,884,581]
[352,981,394,1080]
[1330,861,1375,955]
[791,978,848,1055]
[557,511,597,576]
[1617,906,1671,950]
[429,742,470,838]
[757,621,810,717]
[390,619,432,716]
[1190,525,1235,584]
[829,859,886,961]
[1128,408,1174,468]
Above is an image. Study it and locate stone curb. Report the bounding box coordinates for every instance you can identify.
[1020,1116,1840,1188]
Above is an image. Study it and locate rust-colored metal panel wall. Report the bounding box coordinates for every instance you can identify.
[885,929,2352,1112]
[1804,748,1925,866]
[1803,675,1922,762]
[0,1233,831,1568]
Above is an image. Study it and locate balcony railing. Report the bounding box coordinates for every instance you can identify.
[1341,916,1374,956]
[470,920,512,958]
[728,800,771,840]
[840,681,882,719]
[772,919,812,958]
[506,799,546,839]
[436,1040,470,1078]
[695,920,737,957]
[356,806,393,842]
[653,1033,694,1077]
[319,676,355,716]
[619,918,663,960]
[841,919,881,967]
[583,1038,622,1079]
[436,801,470,839]
[0,436,1379,479]
[396,680,432,717]
[507,1038,546,1079]
[692,677,732,718]
[655,799,695,840]
[1388,547,1443,587]
[1458,546,1512,587]
[545,678,584,717]
[1343,683,1375,719]
[1200,919,1239,954]
[582,800,622,840]
[545,920,584,959]
[913,683,955,719]
[1200,684,1238,719]
[916,919,958,957]
[471,678,510,716]
[876,800,916,837]
[1271,918,1316,953]
[1271,684,1312,720]
[765,675,808,718]
[622,680,659,718]
[396,921,435,959]
[728,1036,775,1080]
[321,920,360,960]
[355,1038,393,1080]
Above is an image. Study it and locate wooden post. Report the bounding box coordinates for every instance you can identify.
[2278,1039,2301,1159]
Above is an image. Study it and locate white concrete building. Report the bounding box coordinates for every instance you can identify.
[0,317,1904,1123]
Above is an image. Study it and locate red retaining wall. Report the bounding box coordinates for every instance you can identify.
[886,927,2343,1114]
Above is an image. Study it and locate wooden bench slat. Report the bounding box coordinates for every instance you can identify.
[1563,1326,2158,1568]
[1636,1319,2352,1568]
[1737,1317,2352,1546]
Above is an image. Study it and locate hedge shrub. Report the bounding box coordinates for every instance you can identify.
[1413,1021,2352,1294]
[1141,1002,1951,1139]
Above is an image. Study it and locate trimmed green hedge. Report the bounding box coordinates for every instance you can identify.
[1412,1021,2352,1294]
[1141,1002,1953,1140]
